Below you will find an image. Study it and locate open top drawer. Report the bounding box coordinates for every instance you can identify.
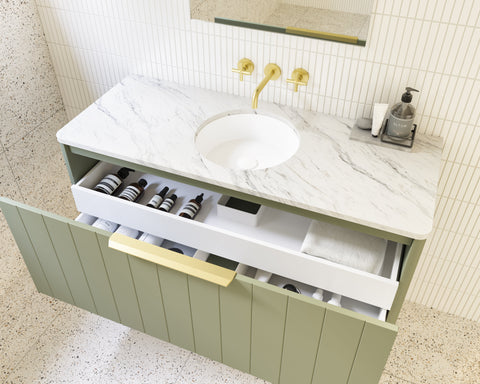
[72,161,403,310]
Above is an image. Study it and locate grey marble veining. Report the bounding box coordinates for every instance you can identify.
[57,75,443,239]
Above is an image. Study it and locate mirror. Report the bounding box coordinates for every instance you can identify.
[190,0,373,46]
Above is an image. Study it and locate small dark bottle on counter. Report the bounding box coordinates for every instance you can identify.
[146,186,169,208]
[94,167,133,195]
[159,194,177,212]
[118,178,147,202]
[179,193,204,219]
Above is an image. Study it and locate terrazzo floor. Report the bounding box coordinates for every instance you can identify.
[0,109,480,383]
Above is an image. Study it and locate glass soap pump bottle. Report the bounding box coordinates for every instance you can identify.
[386,87,419,138]
[118,178,147,202]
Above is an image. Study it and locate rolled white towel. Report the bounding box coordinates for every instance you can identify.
[301,221,387,275]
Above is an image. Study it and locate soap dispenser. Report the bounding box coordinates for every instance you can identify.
[386,87,419,138]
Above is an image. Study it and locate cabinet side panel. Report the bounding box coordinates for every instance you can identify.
[43,216,97,313]
[388,240,425,323]
[279,297,325,384]
[219,278,252,373]
[157,266,195,351]
[251,285,288,384]
[348,322,397,384]
[97,235,145,332]
[128,256,170,341]
[188,276,222,361]
[69,226,120,323]
[312,309,365,384]
[0,201,52,296]
[18,208,75,305]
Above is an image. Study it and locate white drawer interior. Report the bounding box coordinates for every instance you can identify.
[72,161,403,310]
[76,212,388,322]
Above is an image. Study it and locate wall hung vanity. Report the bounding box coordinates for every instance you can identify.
[0,76,442,384]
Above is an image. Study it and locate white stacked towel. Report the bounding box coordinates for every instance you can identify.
[301,220,387,275]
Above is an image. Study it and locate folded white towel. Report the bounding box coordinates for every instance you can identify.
[301,220,387,275]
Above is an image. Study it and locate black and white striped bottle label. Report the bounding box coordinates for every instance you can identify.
[147,195,163,208]
[159,198,175,212]
[119,185,142,201]
[179,201,200,218]
[94,174,122,194]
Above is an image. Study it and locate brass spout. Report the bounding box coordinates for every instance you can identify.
[252,64,281,109]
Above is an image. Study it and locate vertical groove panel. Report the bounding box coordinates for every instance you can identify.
[0,200,52,296]
[279,296,325,384]
[97,234,145,332]
[156,265,195,351]
[128,255,170,341]
[347,321,398,384]
[311,309,364,384]
[70,225,120,322]
[250,284,288,384]
[188,276,222,362]
[219,277,252,373]
[43,216,97,313]
[18,208,75,305]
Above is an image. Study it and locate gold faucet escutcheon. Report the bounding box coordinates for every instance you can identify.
[252,63,281,109]
[286,68,309,92]
[232,58,254,81]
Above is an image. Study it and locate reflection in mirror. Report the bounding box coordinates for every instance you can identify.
[190,0,373,46]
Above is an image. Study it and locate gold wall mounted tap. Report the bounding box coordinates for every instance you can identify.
[286,68,309,92]
[232,58,254,81]
[252,63,281,109]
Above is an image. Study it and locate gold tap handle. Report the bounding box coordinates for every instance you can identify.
[287,68,309,92]
[232,58,254,81]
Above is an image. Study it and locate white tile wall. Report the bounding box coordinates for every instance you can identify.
[35,0,480,321]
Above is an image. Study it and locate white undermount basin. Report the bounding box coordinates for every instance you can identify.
[195,112,300,170]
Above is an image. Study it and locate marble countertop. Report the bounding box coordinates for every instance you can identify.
[57,75,443,239]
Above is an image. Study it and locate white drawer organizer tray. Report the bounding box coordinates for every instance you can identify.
[72,161,403,310]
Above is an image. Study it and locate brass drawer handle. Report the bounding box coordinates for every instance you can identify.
[108,233,236,287]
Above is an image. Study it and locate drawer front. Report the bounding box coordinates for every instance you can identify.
[72,161,401,310]
[1,197,398,384]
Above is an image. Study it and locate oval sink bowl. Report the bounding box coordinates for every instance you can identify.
[195,112,299,170]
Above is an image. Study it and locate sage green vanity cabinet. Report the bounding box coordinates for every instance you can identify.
[0,143,428,384]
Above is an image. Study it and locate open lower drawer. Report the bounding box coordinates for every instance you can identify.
[0,196,398,384]
[72,161,403,310]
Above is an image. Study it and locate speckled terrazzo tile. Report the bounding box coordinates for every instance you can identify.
[263,4,307,28]
[5,109,78,219]
[0,0,63,148]
[108,329,191,384]
[6,306,130,383]
[379,372,415,384]
[0,281,66,382]
[296,8,368,37]
[385,301,480,384]
[176,352,270,384]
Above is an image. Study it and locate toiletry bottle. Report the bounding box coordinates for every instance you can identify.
[179,193,204,219]
[94,167,133,195]
[115,225,140,239]
[138,232,164,246]
[146,186,169,208]
[159,193,177,212]
[386,87,419,138]
[118,178,147,202]
[92,218,119,232]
